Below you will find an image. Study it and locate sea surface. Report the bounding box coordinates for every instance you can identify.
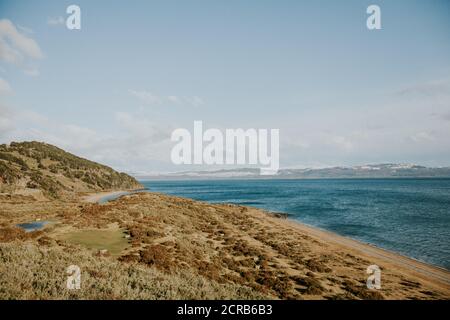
[141,179,450,270]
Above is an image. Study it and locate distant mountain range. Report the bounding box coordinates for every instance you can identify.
[135,164,450,180]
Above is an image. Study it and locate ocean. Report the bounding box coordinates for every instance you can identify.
[141,178,450,270]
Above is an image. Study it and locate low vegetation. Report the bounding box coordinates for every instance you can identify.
[0,142,448,300]
[0,141,142,198]
[0,241,265,300]
[1,192,448,299]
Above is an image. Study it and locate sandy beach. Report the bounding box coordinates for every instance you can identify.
[82,190,132,203]
[285,219,450,286]
[256,208,450,291]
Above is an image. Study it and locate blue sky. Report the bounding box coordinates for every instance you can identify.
[1,0,450,173]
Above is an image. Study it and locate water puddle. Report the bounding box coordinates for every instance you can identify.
[17,221,49,232]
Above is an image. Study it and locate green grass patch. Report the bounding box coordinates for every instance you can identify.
[60,228,129,257]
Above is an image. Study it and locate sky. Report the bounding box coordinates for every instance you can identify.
[0,0,450,174]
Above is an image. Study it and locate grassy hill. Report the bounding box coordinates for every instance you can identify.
[0,141,142,198]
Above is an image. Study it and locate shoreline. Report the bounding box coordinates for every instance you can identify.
[279,215,450,285]
[82,189,139,203]
[245,207,450,296]
[80,189,450,295]
[2,189,449,298]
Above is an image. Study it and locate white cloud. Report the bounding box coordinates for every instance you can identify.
[115,111,170,141]
[186,96,205,107]
[430,110,450,122]
[17,25,34,35]
[441,112,450,121]
[0,19,43,75]
[128,90,163,105]
[410,131,435,143]
[47,16,65,26]
[129,89,205,107]
[395,79,450,98]
[284,137,310,149]
[23,68,39,77]
[0,77,12,95]
[20,109,49,125]
[0,19,43,62]
[330,135,354,151]
[1,107,174,172]
[167,95,181,104]
[54,113,173,172]
[0,104,15,138]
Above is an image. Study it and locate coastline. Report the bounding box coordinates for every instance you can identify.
[270,212,450,287]
[82,189,140,203]
[2,189,449,299]
[82,189,450,294]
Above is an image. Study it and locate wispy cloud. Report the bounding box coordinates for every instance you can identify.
[167,95,181,104]
[0,19,43,62]
[442,112,450,122]
[395,79,450,98]
[330,135,354,151]
[0,19,43,75]
[23,68,39,77]
[0,104,15,138]
[185,96,205,107]
[47,16,65,26]
[16,24,34,35]
[410,131,435,143]
[431,111,450,122]
[128,90,163,105]
[0,77,12,95]
[0,106,173,172]
[129,89,205,107]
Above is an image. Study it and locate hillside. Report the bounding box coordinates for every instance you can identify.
[0,141,142,198]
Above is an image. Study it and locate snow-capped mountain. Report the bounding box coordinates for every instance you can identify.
[134,164,450,180]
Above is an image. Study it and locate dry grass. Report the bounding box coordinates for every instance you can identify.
[0,241,268,300]
[0,192,449,300]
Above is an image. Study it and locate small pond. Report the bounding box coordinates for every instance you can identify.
[16,221,49,232]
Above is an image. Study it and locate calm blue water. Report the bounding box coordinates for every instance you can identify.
[17,221,48,232]
[142,179,450,270]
